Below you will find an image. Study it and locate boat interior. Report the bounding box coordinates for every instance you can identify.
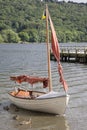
[10,88,46,99]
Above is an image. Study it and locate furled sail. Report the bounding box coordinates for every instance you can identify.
[49,14,68,92]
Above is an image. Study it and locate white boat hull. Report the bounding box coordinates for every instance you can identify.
[8,93,69,115]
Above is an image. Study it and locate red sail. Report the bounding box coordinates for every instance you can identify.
[49,15,68,92]
[49,15,60,62]
[58,63,68,92]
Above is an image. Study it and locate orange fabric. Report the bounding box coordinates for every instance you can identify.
[10,75,48,88]
[16,90,29,97]
[11,90,29,97]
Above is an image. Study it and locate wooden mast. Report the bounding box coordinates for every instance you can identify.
[46,4,52,92]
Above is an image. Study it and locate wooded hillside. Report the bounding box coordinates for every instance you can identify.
[0,0,87,43]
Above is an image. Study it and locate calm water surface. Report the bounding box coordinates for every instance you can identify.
[0,43,87,130]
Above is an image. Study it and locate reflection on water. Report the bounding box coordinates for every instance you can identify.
[7,104,69,130]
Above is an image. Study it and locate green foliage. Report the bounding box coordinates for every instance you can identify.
[1,29,20,43]
[19,31,29,42]
[0,34,4,43]
[0,0,87,43]
[29,29,39,42]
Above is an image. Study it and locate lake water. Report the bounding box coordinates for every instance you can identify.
[0,43,87,130]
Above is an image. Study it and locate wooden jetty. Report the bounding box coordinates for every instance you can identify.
[50,46,87,63]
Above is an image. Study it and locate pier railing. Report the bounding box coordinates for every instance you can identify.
[51,46,87,63]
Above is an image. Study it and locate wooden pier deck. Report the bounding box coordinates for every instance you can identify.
[50,46,87,63]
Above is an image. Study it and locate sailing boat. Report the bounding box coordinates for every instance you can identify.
[8,5,70,115]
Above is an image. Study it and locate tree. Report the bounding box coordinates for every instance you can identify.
[1,29,20,43]
[57,31,66,43]
[65,30,73,42]
[29,29,38,42]
[18,31,29,42]
[0,34,4,43]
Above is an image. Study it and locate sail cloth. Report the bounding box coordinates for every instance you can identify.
[49,15,60,62]
[10,75,48,88]
[49,14,68,92]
